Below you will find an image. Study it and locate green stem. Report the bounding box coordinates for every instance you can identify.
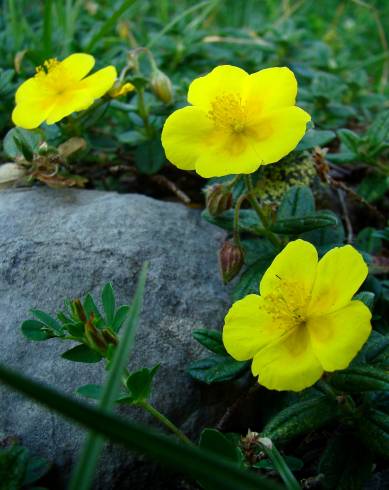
[243,174,282,249]
[259,438,301,490]
[233,194,247,246]
[226,174,241,190]
[138,400,193,446]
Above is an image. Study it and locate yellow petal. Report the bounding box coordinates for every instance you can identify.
[15,78,46,103]
[187,65,248,111]
[247,106,311,165]
[251,326,323,391]
[308,245,368,316]
[223,294,284,361]
[61,53,95,81]
[308,300,372,371]
[260,239,318,297]
[12,99,54,129]
[45,91,94,124]
[161,106,213,171]
[78,66,117,98]
[245,67,297,115]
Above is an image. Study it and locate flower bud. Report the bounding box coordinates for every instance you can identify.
[150,69,174,105]
[72,299,87,322]
[85,317,108,353]
[101,328,118,347]
[218,241,244,284]
[109,81,135,98]
[206,184,233,216]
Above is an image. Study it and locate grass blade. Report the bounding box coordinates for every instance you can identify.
[0,364,281,490]
[84,0,137,52]
[69,262,148,490]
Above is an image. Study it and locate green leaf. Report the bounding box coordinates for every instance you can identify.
[69,263,148,490]
[253,456,303,472]
[233,253,275,301]
[0,365,280,490]
[64,321,85,337]
[125,365,160,403]
[23,455,51,486]
[199,428,243,464]
[337,128,361,153]
[262,395,338,444]
[192,329,227,355]
[134,139,165,175]
[202,209,264,235]
[296,129,335,151]
[354,291,375,310]
[188,355,249,384]
[61,344,102,363]
[21,320,54,341]
[3,127,40,159]
[318,433,372,489]
[76,384,103,401]
[330,365,389,392]
[271,211,338,235]
[0,444,29,490]
[277,186,315,220]
[357,174,389,203]
[101,283,115,325]
[358,409,389,458]
[112,305,130,333]
[83,294,102,320]
[356,227,382,255]
[31,309,64,336]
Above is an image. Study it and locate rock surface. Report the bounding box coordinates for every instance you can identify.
[0,188,233,489]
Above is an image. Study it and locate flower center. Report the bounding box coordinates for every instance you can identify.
[263,279,309,328]
[208,93,247,134]
[35,58,73,95]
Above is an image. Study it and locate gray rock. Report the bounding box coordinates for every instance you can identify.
[0,188,235,489]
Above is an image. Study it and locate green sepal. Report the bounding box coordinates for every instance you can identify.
[188,355,249,384]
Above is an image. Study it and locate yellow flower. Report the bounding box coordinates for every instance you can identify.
[12,53,117,129]
[109,81,135,98]
[161,65,310,178]
[223,239,372,392]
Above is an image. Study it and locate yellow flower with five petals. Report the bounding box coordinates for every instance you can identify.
[223,239,372,392]
[161,65,311,178]
[12,53,117,129]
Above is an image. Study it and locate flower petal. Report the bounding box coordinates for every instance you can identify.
[223,294,284,361]
[61,53,95,81]
[251,326,323,391]
[188,65,248,111]
[15,78,46,104]
[12,100,54,129]
[247,106,311,165]
[260,239,318,298]
[245,67,298,115]
[78,66,117,98]
[308,300,372,371]
[308,245,368,316]
[45,91,94,124]
[161,106,213,170]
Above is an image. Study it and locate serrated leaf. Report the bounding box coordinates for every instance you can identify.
[101,283,115,325]
[188,355,249,384]
[262,395,338,444]
[21,320,54,341]
[192,329,227,355]
[62,344,102,363]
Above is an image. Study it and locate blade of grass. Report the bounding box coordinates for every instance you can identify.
[0,364,281,490]
[84,0,137,52]
[146,0,214,49]
[69,262,148,490]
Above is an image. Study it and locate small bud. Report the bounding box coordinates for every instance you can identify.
[101,328,118,346]
[109,81,135,98]
[206,184,233,216]
[85,318,108,353]
[72,299,87,322]
[150,69,174,105]
[218,241,244,284]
